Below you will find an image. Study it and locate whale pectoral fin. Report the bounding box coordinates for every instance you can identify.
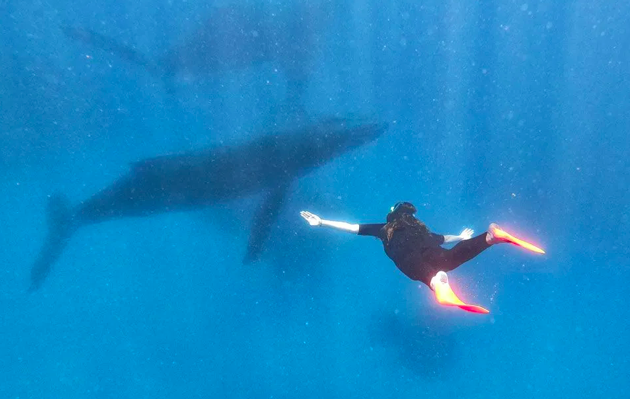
[61,25,156,73]
[30,194,76,291]
[243,184,290,264]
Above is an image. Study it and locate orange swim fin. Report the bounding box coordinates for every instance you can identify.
[489,224,546,254]
[430,272,489,314]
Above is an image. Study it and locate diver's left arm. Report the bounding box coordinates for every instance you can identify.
[442,228,474,244]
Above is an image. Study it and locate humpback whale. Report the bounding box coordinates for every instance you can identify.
[29,118,387,290]
[62,2,327,102]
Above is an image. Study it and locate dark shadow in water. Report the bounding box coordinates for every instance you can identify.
[368,309,459,379]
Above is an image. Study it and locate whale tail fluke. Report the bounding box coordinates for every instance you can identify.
[29,194,76,292]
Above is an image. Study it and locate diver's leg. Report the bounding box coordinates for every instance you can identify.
[425,225,545,314]
[441,233,491,272]
[421,240,492,314]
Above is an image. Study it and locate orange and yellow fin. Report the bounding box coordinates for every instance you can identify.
[434,281,490,314]
[492,226,546,254]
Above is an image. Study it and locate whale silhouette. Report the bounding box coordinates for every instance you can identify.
[29,117,387,290]
[62,2,329,104]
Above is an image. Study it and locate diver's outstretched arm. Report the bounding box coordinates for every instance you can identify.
[442,228,474,244]
[300,211,360,233]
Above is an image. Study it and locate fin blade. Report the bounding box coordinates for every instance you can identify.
[458,304,490,314]
[434,281,489,314]
[494,227,546,254]
[434,282,466,307]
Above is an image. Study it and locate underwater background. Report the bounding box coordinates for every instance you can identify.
[1,0,629,397]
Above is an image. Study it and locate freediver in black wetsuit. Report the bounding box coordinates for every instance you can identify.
[300,202,545,314]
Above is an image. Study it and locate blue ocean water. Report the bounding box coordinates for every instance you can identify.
[1,0,629,397]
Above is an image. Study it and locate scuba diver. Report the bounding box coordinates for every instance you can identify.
[300,202,545,314]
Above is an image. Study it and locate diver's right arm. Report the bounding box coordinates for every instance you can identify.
[300,211,360,234]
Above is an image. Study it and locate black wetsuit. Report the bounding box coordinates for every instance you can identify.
[358,222,490,286]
